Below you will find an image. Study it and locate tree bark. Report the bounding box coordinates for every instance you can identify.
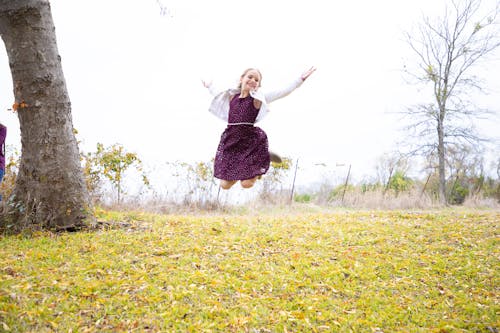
[437,112,446,205]
[0,0,93,230]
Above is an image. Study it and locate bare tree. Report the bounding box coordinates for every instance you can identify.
[375,152,410,193]
[0,0,93,231]
[497,157,500,179]
[402,0,500,204]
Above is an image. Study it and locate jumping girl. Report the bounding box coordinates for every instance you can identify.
[203,67,316,190]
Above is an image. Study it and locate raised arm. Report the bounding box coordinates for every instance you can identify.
[264,66,316,103]
[202,79,221,97]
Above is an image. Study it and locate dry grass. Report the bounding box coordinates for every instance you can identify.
[331,189,439,210]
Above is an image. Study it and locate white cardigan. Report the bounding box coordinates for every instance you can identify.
[207,76,304,123]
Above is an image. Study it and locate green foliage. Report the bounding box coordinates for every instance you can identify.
[449,182,469,205]
[425,64,438,82]
[0,210,497,331]
[83,143,150,203]
[482,177,500,202]
[361,182,382,193]
[81,153,101,199]
[271,157,292,171]
[294,193,312,203]
[168,160,217,206]
[260,157,294,200]
[387,171,414,194]
[195,161,212,182]
[473,22,482,34]
[267,157,292,183]
[328,184,355,201]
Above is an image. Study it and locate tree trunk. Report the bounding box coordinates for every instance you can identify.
[437,116,447,205]
[0,0,93,231]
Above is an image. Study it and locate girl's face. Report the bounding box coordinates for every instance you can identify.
[240,69,261,92]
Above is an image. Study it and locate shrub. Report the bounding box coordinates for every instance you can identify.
[294,193,312,203]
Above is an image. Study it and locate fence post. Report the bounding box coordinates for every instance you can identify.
[341,164,351,204]
[290,158,299,204]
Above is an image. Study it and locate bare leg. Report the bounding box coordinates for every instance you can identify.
[220,179,237,190]
[240,176,259,189]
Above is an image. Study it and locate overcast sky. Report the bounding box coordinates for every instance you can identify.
[1,0,499,188]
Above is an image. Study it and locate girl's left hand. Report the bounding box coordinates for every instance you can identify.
[201,79,212,88]
[301,66,317,81]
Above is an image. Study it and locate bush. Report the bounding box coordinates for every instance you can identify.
[294,193,312,203]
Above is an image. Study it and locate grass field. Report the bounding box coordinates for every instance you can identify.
[0,208,498,332]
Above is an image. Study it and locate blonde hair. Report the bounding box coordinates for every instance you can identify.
[238,68,262,89]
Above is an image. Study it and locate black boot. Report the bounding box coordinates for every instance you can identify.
[269,151,282,163]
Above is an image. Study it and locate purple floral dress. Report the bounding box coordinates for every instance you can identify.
[214,95,270,180]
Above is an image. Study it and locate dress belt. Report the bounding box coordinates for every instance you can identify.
[227,122,254,126]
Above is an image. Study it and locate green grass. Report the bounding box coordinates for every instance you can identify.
[0,209,498,332]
